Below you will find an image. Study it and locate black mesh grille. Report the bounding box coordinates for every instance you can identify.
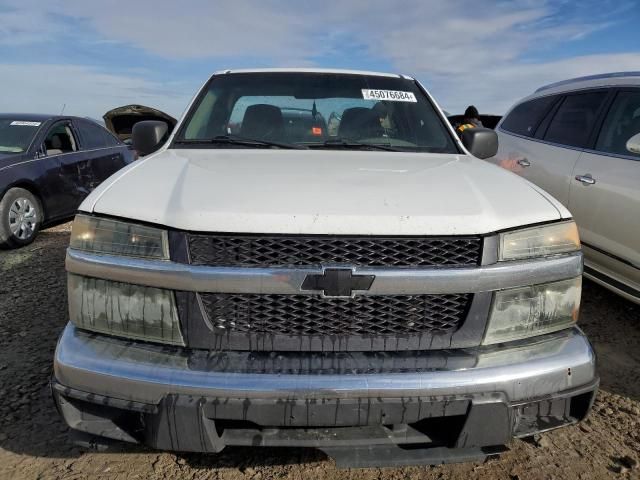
[199,293,471,337]
[188,235,482,267]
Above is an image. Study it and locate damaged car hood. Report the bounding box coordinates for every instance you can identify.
[82,149,569,235]
[103,105,176,142]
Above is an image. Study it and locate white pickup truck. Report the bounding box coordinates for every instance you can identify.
[53,69,596,468]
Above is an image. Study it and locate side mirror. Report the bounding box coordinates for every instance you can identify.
[132,120,169,156]
[460,127,499,159]
[626,132,640,155]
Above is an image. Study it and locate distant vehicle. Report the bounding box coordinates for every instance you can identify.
[489,72,640,304]
[0,113,135,247]
[103,104,176,146]
[448,114,502,130]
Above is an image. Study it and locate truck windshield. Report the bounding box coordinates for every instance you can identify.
[0,119,41,153]
[174,72,458,153]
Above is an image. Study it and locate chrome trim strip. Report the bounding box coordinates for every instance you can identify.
[54,324,596,404]
[498,128,586,153]
[66,249,583,295]
[499,128,640,163]
[580,147,640,163]
[0,146,123,173]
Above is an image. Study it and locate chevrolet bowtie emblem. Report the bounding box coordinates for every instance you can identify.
[301,268,375,297]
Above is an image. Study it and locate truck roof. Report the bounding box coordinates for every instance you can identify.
[214,67,414,80]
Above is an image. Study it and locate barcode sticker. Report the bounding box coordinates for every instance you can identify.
[362,89,417,102]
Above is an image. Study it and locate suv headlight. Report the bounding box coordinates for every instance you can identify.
[483,276,581,345]
[70,214,169,259]
[499,221,580,261]
[68,215,182,345]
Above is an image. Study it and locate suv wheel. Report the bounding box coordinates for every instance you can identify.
[0,187,42,248]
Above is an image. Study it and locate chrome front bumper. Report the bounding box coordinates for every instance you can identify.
[55,324,595,404]
[53,325,597,465]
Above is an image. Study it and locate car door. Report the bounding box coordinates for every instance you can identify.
[568,88,640,298]
[74,119,130,191]
[36,120,86,219]
[492,95,576,204]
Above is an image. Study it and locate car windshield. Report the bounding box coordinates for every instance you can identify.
[175,72,458,153]
[0,119,42,153]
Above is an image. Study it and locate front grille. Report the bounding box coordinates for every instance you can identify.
[188,235,482,267]
[199,293,471,337]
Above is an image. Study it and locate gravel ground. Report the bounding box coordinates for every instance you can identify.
[0,224,638,480]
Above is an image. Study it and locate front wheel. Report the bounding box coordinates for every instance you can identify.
[0,187,42,248]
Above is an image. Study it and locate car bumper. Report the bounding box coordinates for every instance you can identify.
[53,324,598,467]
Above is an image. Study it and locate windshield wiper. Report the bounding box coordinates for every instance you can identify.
[174,135,306,150]
[310,138,399,152]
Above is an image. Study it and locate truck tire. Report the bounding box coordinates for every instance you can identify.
[0,187,43,248]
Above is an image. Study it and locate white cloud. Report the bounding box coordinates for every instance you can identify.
[0,0,636,115]
[428,53,640,114]
[0,64,193,119]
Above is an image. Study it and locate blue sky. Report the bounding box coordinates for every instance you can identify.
[1,0,639,119]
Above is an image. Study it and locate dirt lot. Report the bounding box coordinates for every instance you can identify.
[0,225,639,480]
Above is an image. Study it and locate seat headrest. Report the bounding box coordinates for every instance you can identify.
[50,134,63,150]
[338,107,383,139]
[240,104,284,141]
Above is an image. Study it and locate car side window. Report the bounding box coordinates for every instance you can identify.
[102,129,121,147]
[595,90,640,158]
[500,96,558,137]
[543,92,607,148]
[43,122,78,156]
[77,121,109,149]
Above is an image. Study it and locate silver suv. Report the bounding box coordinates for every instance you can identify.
[490,72,640,304]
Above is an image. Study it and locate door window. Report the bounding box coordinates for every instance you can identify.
[500,95,558,137]
[595,90,640,158]
[43,123,78,156]
[543,92,607,148]
[77,120,114,149]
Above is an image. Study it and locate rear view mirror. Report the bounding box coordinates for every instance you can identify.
[132,120,169,156]
[460,127,499,159]
[626,132,640,155]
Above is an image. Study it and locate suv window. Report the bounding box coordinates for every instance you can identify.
[501,96,557,137]
[543,92,607,148]
[77,120,117,149]
[595,90,640,158]
[43,122,77,156]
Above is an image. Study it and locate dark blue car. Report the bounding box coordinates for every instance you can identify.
[0,113,135,248]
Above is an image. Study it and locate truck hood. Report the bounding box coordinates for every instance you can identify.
[85,149,565,235]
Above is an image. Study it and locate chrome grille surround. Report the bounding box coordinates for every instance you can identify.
[65,237,584,352]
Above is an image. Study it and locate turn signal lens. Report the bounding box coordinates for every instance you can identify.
[483,276,581,345]
[499,221,580,261]
[68,274,184,346]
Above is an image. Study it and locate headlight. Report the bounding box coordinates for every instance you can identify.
[70,214,169,259]
[499,221,580,261]
[482,276,581,345]
[68,274,184,346]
